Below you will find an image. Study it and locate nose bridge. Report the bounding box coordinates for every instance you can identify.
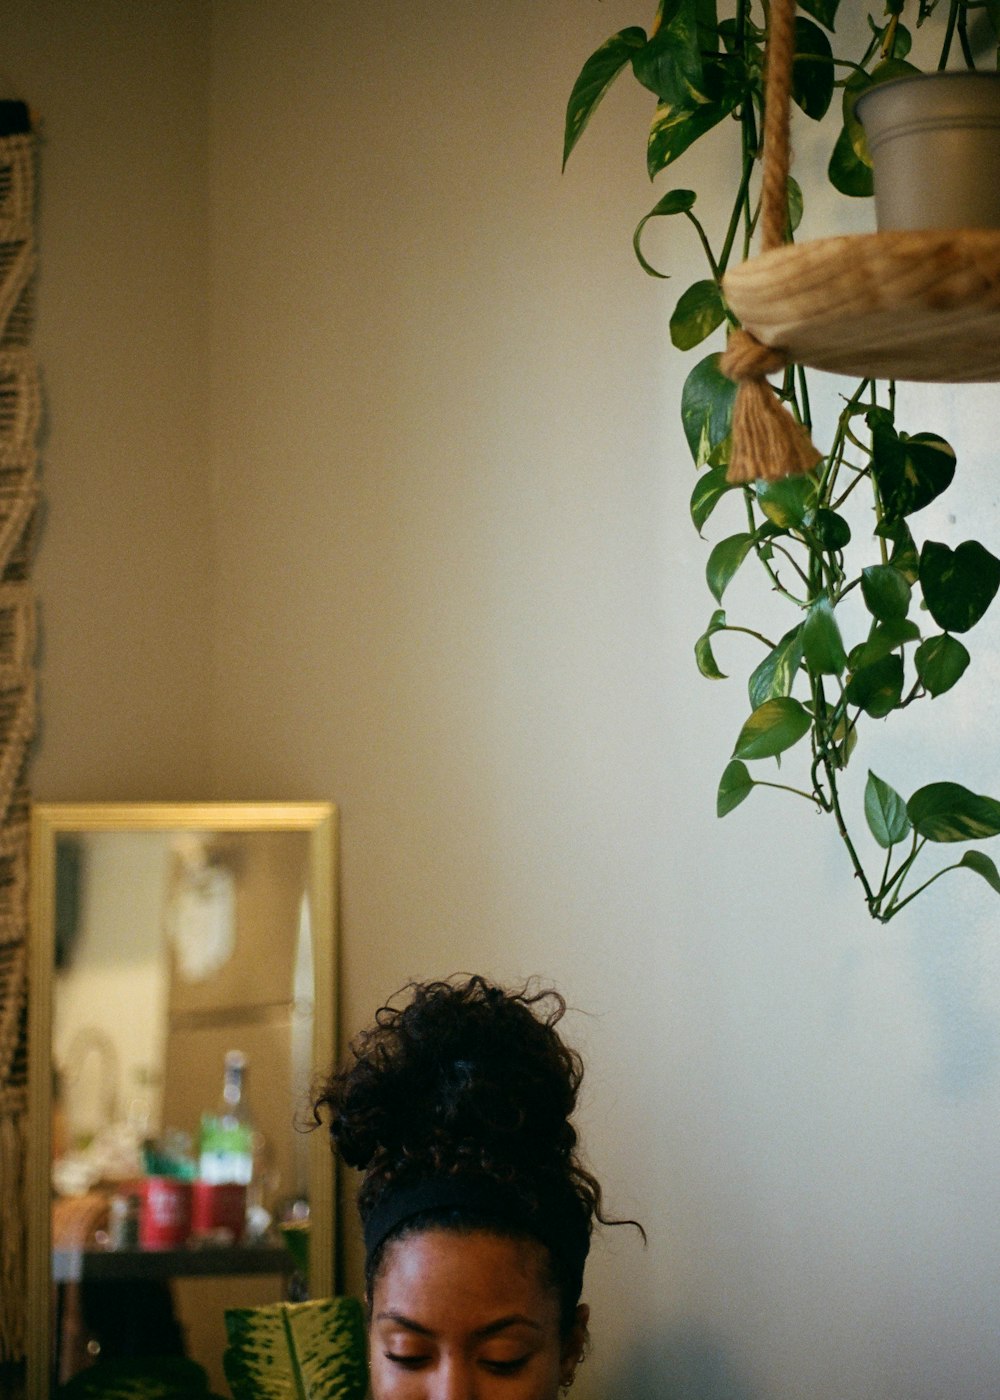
[435,1350,477,1400]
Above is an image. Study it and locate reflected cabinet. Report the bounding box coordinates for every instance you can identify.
[26,802,338,1397]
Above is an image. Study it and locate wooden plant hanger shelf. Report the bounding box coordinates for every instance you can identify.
[723,228,1000,383]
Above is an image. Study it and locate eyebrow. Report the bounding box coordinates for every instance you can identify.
[376,1312,543,1340]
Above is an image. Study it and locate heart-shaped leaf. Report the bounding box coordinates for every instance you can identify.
[798,0,839,28]
[908,782,1000,843]
[861,564,911,622]
[865,770,911,849]
[632,0,703,104]
[871,423,956,520]
[690,465,735,533]
[632,188,697,277]
[792,17,834,120]
[848,618,920,671]
[828,124,873,197]
[707,532,754,603]
[718,759,754,816]
[732,696,811,761]
[845,654,903,717]
[647,95,736,177]
[754,475,818,529]
[670,279,726,350]
[748,625,804,708]
[959,850,1000,895]
[802,594,847,676]
[914,633,970,697]
[919,539,1000,634]
[810,507,851,551]
[695,608,728,679]
[682,354,737,465]
[563,28,648,167]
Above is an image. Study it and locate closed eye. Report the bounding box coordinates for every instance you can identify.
[481,1357,530,1375]
[385,1354,430,1369]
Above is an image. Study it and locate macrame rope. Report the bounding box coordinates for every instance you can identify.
[721,0,822,484]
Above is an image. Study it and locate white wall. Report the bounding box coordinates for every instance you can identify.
[15,1,1000,1396]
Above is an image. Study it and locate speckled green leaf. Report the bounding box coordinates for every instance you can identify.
[718,759,754,816]
[792,18,834,120]
[563,28,647,167]
[915,633,970,697]
[870,422,956,520]
[748,626,804,708]
[828,123,873,197]
[631,0,703,104]
[681,353,736,465]
[224,1296,368,1400]
[907,783,1000,844]
[864,770,910,849]
[695,608,728,679]
[754,474,818,529]
[920,540,1000,635]
[732,696,811,761]
[707,532,754,603]
[670,278,726,350]
[690,464,735,534]
[632,188,696,277]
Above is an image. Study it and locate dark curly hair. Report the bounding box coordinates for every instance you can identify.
[314,975,640,1333]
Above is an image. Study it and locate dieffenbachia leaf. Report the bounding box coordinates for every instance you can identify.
[224,1296,368,1400]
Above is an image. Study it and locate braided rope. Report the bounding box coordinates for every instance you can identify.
[721,0,821,484]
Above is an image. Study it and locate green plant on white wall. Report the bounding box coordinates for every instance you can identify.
[565,0,1000,921]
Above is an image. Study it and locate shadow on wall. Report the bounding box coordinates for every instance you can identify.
[615,1323,757,1400]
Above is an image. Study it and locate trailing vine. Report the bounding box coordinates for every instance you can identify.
[565,0,1000,921]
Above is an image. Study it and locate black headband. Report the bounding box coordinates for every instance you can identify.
[362,1177,588,1294]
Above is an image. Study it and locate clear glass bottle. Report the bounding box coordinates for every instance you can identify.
[198,1049,254,1185]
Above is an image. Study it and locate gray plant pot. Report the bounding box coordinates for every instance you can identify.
[855,71,1000,231]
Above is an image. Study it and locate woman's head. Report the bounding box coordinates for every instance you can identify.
[315,975,638,1397]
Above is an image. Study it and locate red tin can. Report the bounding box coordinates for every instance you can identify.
[138,1177,193,1249]
[191,1181,247,1243]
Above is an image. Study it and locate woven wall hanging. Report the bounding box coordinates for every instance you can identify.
[720,0,1000,484]
[0,100,39,1366]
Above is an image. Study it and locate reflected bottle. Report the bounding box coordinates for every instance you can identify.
[199,1049,254,1186]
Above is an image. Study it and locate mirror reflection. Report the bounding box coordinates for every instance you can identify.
[28,803,337,1398]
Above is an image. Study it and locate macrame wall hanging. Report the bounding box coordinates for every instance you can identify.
[720,0,1000,484]
[0,100,40,1366]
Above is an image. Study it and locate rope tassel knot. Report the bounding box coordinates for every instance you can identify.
[720,328,822,484]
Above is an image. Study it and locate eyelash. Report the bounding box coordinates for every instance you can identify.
[384,1355,529,1376]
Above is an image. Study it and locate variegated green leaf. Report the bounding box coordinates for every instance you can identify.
[224,1296,368,1400]
[732,696,811,761]
[563,28,647,168]
[908,783,1000,844]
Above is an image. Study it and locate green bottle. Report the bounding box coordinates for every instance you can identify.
[199,1049,254,1185]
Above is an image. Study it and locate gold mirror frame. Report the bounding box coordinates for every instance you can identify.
[25,801,338,1398]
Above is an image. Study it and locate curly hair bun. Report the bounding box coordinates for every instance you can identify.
[318,976,583,1189]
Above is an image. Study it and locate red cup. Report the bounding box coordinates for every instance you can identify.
[191,1181,247,1242]
[138,1177,193,1249]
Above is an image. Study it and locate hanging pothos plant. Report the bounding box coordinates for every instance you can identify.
[564,0,1000,922]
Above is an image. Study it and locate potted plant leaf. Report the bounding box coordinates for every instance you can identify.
[223,1296,368,1400]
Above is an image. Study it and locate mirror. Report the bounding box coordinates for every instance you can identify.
[26,802,338,1398]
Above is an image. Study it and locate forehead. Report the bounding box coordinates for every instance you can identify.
[372,1229,559,1330]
